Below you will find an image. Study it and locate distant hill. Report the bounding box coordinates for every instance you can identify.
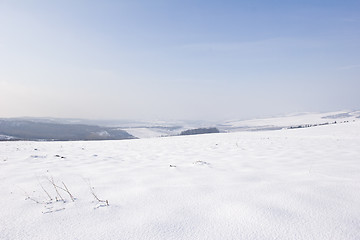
[180,127,220,136]
[0,119,135,141]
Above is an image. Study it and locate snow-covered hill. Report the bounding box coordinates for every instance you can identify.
[113,110,360,138]
[0,118,359,239]
[220,110,360,132]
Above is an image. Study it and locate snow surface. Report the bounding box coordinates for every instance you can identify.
[1,120,360,239]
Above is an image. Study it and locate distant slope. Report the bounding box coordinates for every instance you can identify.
[1,110,359,140]
[0,119,135,141]
[219,110,360,132]
[180,127,220,136]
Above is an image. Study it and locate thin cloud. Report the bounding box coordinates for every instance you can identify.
[181,38,325,52]
[337,64,360,70]
[341,18,358,22]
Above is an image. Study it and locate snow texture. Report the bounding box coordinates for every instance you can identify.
[1,119,360,239]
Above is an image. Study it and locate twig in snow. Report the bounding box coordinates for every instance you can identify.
[17,186,43,204]
[47,176,65,202]
[37,177,52,201]
[86,180,109,206]
[61,181,75,202]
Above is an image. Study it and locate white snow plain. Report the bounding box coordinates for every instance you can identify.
[1,120,360,239]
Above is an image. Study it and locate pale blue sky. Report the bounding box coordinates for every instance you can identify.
[1,0,359,120]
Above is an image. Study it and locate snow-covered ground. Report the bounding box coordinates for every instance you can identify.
[1,120,360,239]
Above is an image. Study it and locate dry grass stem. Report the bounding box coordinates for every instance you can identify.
[48,176,65,202]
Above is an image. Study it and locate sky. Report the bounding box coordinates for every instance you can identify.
[0,0,360,121]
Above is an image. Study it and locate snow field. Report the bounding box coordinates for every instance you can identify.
[0,121,360,239]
